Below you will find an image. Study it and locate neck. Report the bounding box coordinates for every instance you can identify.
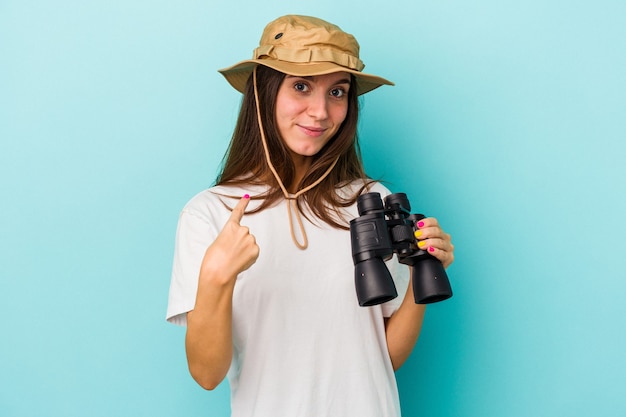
[289,153,313,194]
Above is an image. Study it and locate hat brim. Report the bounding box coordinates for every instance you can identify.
[219,59,394,96]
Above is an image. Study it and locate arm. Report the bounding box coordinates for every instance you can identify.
[385,217,454,371]
[185,196,259,390]
[384,275,427,371]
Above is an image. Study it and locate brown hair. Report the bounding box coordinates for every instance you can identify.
[216,65,372,229]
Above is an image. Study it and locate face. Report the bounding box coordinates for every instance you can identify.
[275,72,351,163]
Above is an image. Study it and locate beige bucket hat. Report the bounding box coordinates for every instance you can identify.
[219,15,394,95]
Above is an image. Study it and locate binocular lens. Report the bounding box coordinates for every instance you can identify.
[357,193,384,215]
[354,258,398,306]
[384,193,411,212]
[412,258,453,304]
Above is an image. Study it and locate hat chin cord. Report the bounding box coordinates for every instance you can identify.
[252,66,339,250]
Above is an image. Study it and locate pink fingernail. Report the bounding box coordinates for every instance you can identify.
[243,194,250,199]
[417,221,425,228]
[428,247,435,253]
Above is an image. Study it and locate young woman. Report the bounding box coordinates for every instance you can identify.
[167,15,454,417]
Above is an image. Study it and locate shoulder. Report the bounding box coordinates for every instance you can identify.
[180,183,270,222]
[179,185,240,223]
[337,179,392,199]
[367,181,393,197]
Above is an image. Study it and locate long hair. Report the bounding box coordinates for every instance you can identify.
[216,65,372,229]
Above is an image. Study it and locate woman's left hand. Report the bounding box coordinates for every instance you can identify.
[414,217,455,269]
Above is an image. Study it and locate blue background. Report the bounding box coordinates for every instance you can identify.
[1,1,624,416]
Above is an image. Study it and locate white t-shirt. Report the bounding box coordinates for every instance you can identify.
[167,181,410,417]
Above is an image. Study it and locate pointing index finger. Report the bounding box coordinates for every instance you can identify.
[229,194,250,224]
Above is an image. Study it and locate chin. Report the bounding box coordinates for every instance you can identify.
[304,148,325,157]
[289,148,321,160]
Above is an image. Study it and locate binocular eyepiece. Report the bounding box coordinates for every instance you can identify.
[349,192,453,306]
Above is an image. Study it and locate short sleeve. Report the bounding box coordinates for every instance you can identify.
[166,208,219,326]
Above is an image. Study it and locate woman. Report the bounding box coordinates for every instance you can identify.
[167,15,454,417]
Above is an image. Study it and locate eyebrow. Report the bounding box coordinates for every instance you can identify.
[333,78,352,85]
[287,75,351,85]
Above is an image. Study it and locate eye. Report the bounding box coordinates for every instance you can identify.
[293,82,310,93]
[330,87,346,98]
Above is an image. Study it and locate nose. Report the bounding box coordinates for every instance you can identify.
[306,92,329,120]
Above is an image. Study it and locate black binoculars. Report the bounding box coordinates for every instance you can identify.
[349,192,453,306]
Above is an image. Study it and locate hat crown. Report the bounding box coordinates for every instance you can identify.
[253,15,364,72]
[218,15,393,95]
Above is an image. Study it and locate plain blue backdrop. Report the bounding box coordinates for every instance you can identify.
[1,1,625,416]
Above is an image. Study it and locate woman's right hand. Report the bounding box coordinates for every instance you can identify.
[200,195,260,285]
[186,195,259,390]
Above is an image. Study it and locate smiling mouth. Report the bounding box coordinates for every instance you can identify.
[299,125,327,137]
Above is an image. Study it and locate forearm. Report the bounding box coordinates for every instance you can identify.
[185,271,236,390]
[385,276,426,371]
